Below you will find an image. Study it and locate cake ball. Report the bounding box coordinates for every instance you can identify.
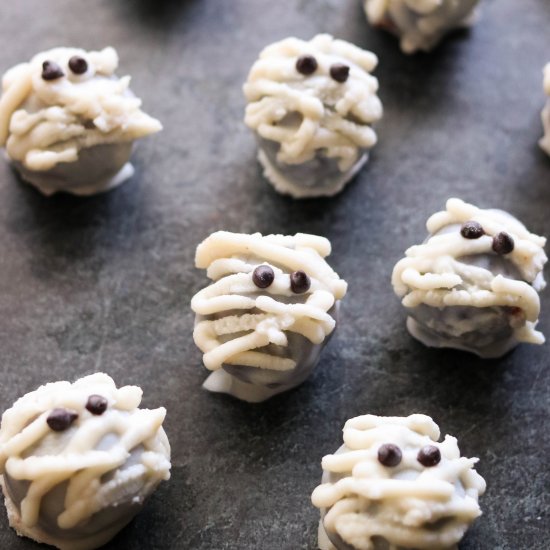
[0,373,171,550]
[311,414,486,550]
[243,34,383,199]
[392,198,547,358]
[363,0,479,54]
[191,231,347,402]
[0,46,162,196]
[540,64,550,156]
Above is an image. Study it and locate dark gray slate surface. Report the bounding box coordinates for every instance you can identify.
[0,0,549,548]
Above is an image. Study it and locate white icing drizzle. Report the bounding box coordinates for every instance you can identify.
[540,63,550,156]
[364,0,479,54]
[191,231,347,371]
[311,414,486,550]
[392,198,547,345]
[0,373,170,537]
[0,47,162,171]
[243,34,382,172]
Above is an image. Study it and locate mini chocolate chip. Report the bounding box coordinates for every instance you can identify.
[68,56,88,75]
[41,60,65,81]
[377,443,402,467]
[492,232,514,255]
[417,445,441,467]
[330,63,350,83]
[86,394,108,415]
[460,221,484,239]
[47,408,78,431]
[290,270,311,294]
[296,55,318,75]
[252,265,275,289]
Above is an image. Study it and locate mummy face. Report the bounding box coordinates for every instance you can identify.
[392,198,547,358]
[191,231,347,402]
[0,46,162,195]
[0,373,171,550]
[364,0,480,54]
[311,414,486,550]
[243,34,383,198]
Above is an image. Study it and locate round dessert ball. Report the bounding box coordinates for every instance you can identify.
[311,414,486,550]
[392,198,547,358]
[363,0,479,54]
[191,231,347,402]
[0,373,171,550]
[243,34,383,199]
[0,46,162,196]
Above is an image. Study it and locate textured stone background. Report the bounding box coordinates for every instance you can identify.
[0,0,549,548]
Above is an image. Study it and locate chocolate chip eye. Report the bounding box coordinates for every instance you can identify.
[252,265,275,289]
[41,60,65,81]
[296,55,318,75]
[492,232,514,255]
[47,408,78,431]
[68,56,88,75]
[417,445,441,467]
[460,221,484,239]
[86,395,108,415]
[377,443,402,467]
[329,63,350,83]
[290,270,311,294]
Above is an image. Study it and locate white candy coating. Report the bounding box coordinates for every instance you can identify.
[0,46,162,195]
[364,0,479,54]
[311,414,486,550]
[539,63,550,156]
[392,198,547,357]
[191,231,347,402]
[243,34,382,198]
[0,373,171,550]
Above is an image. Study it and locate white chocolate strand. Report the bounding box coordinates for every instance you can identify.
[0,373,170,532]
[312,414,486,550]
[0,47,162,171]
[244,34,382,172]
[540,63,550,156]
[364,0,479,54]
[392,198,547,345]
[192,232,347,371]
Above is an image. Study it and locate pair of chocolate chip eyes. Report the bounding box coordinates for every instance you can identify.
[41,56,88,81]
[460,220,515,255]
[252,265,311,294]
[46,394,108,432]
[295,55,350,83]
[377,443,441,468]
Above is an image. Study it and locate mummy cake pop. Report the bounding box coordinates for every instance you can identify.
[392,198,547,358]
[311,414,486,550]
[0,373,171,550]
[540,64,550,156]
[243,34,383,198]
[0,46,162,196]
[191,231,347,402]
[363,0,479,54]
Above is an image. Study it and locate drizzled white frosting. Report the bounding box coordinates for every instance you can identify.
[243,34,382,173]
[539,63,550,156]
[392,198,547,348]
[0,46,161,172]
[0,373,171,550]
[192,231,347,372]
[311,414,486,550]
[364,0,479,54]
